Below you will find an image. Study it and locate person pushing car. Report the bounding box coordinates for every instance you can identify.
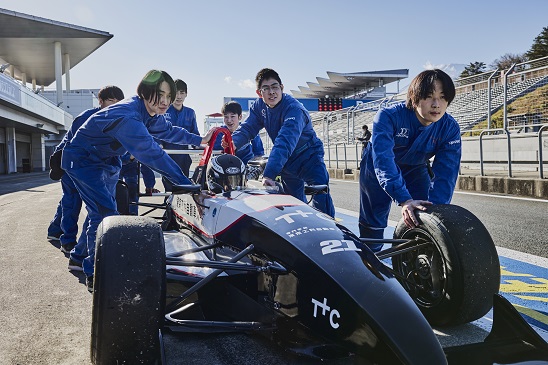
[61,69,217,292]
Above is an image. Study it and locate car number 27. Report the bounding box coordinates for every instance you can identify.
[320,240,361,255]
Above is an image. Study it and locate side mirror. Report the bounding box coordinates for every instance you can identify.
[304,184,328,195]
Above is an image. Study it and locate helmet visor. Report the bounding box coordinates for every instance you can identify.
[222,174,243,191]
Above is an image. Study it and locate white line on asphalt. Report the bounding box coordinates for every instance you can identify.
[497,246,548,268]
[454,190,548,203]
[335,206,398,231]
[331,179,548,203]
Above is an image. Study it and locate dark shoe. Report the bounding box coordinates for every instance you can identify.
[47,233,61,241]
[86,275,94,293]
[144,187,161,196]
[68,258,83,272]
[60,242,76,254]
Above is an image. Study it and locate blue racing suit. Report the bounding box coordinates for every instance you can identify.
[163,105,200,176]
[231,94,335,217]
[213,125,264,164]
[359,102,461,247]
[61,96,202,276]
[47,202,63,238]
[140,163,157,189]
[54,107,100,248]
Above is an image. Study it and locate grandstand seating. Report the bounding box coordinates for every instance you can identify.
[448,75,548,130]
[310,61,548,145]
[311,98,396,144]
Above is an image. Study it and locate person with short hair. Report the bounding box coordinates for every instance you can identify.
[358,69,461,251]
[49,85,124,255]
[213,100,264,165]
[61,70,217,292]
[356,124,371,156]
[227,68,335,217]
[161,79,200,191]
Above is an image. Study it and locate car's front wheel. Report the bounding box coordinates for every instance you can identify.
[392,204,500,326]
[90,215,166,364]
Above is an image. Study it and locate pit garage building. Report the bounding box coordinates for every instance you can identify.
[0,8,112,174]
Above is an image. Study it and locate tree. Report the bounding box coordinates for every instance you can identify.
[459,61,487,78]
[526,26,548,60]
[490,53,528,70]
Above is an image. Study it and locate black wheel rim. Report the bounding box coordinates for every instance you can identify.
[392,228,447,308]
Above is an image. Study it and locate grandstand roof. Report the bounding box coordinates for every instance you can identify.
[291,69,409,98]
[0,8,113,86]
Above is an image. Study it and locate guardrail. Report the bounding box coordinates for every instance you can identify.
[243,124,548,180]
[539,125,548,179]
[262,125,548,179]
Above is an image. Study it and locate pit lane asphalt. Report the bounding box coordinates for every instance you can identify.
[0,172,496,365]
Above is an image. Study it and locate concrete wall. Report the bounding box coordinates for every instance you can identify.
[461,133,548,167]
[327,168,548,199]
[321,132,548,173]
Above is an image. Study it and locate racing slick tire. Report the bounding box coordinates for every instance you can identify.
[91,216,166,365]
[392,204,500,326]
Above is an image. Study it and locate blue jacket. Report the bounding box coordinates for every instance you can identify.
[120,152,138,176]
[162,104,199,150]
[54,107,101,153]
[213,126,264,164]
[62,96,202,185]
[371,102,461,205]
[231,94,322,179]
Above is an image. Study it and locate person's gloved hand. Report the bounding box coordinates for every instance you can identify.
[49,150,64,181]
[262,176,277,187]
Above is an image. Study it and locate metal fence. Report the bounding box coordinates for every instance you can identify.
[261,56,548,179]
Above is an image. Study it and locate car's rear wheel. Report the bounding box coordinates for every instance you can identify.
[91,216,165,364]
[392,204,500,326]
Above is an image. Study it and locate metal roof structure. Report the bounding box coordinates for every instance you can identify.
[0,8,113,86]
[291,69,409,99]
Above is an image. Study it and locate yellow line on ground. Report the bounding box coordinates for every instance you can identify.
[515,295,548,303]
[514,304,548,324]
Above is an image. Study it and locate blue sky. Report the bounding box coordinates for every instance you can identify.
[1,0,547,132]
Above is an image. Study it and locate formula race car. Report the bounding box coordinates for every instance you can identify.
[90,130,548,365]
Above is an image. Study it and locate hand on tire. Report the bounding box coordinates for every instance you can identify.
[401,199,432,228]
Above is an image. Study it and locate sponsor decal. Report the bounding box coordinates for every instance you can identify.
[311,297,340,329]
[284,117,296,122]
[176,196,199,219]
[448,139,461,145]
[395,128,409,139]
[275,210,314,223]
[225,167,240,174]
[374,168,389,189]
[286,226,336,238]
[276,210,334,224]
